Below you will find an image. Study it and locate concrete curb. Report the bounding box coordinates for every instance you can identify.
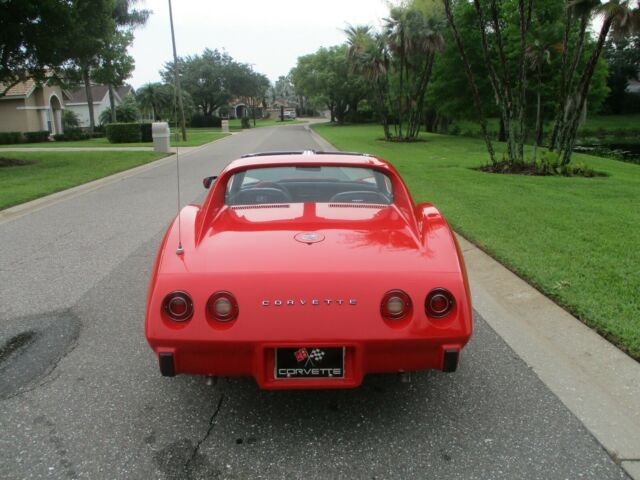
[0,134,231,225]
[310,129,640,478]
[457,235,640,478]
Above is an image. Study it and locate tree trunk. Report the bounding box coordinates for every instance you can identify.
[444,0,496,163]
[108,84,117,123]
[533,69,542,162]
[559,16,613,165]
[83,68,95,133]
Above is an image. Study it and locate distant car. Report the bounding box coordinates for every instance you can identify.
[145,151,473,389]
[282,110,296,120]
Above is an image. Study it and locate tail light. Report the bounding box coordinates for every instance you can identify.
[163,291,193,321]
[426,288,455,318]
[381,290,412,320]
[207,291,239,322]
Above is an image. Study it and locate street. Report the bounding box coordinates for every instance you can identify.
[0,124,628,479]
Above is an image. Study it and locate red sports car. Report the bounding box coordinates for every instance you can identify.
[145,151,472,389]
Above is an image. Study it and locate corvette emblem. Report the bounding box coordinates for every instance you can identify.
[294,232,325,244]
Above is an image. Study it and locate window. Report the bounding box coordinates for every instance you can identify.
[225,166,393,206]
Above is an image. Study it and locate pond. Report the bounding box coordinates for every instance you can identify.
[574,141,640,164]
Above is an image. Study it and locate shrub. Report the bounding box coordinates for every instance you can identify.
[190,113,221,128]
[62,110,80,130]
[106,123,141,143]
[53,128,91,141]
[140,123,153,142]
[24,131,50,143]
[241,117,251,129]
[0,131,23,144]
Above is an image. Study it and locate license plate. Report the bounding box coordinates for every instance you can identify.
[275,347,345,379]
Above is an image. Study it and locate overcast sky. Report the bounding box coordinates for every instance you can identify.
[128,0,390,88]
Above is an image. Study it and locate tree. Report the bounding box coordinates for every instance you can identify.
[65,0,118,133]
[0,0,75,96]
[97,0,149,122]
[99,93,139,124]
[603,33,640,113]
[232,66,270,125]
[554,0,639,164]
[136,82,172,121]
[441,0,496,162]
[346,0,446,140]
[162,49,256,121]
[291,45,366,123]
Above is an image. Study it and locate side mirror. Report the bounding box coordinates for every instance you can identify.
[202,176,217,189]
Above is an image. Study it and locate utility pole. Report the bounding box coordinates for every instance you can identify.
[168,0,187,141]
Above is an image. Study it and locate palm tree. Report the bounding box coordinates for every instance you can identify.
[136,83,171,121]
[345,25,392,139]
[559,0,639,164]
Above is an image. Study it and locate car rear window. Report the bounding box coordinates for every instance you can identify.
[224,166,393,206]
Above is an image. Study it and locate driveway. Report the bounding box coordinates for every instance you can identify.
[0,124,628,479]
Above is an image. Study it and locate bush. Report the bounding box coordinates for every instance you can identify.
[62,110,80,130]
[241,117,251,129]
[190,113,221,128]
[24,131,50,143]
[140,123,153,142]
[106,123,141,143]
[53,128,91,141]
[0,131,23,144]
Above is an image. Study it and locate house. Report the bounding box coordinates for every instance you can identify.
[65,84,134,127]
[0,78,71,134]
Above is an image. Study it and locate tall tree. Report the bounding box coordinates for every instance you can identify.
[555,0,639,164]
[291,45,366,123]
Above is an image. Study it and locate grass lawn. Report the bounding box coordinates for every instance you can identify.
[0,129,228,149]
[454,114,640,136]
[228,118,306,129]
[0,151,168,210]
[314,123,640,360]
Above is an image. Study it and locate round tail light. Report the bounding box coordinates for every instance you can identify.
[426,288,455,318]
[207,291,239,322]
[381,290,412,320]
[163,291,193,321]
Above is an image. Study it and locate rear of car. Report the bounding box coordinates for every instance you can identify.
[145,153,472,389]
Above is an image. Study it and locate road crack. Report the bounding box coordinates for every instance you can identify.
[184,390,225,475]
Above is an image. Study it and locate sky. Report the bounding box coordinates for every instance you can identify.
[128,0,391,89]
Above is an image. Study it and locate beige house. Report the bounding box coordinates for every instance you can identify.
[0,79,71,134]
[66,84,134,127]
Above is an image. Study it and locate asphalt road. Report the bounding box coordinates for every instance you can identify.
[0,124,628,479]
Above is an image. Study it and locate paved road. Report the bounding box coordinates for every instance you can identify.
[0,125,628,479]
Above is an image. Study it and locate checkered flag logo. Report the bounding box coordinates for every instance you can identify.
[309,349,325,363]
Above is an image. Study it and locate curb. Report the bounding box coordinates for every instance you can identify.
[0,134,231,226]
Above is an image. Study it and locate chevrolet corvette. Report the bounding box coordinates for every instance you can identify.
[145,151,472,389]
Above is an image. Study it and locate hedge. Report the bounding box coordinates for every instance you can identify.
[24,131,50,143]
[106,123,141,143]
[191,113,221,128]
[53,127,91,141]
[0,131,23,144]
[140,123,153,142]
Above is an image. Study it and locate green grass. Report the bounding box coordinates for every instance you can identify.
[453,114,640,136]
[0,151,168,209]
[313,123,640,360]
[228,118,305,129]
[0,129,229,148]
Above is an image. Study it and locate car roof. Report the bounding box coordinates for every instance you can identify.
[227,151,389,171]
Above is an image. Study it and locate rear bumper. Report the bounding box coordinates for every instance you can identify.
[152,338,467,389]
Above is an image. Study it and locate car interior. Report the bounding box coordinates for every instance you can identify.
[224,166,394,205]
